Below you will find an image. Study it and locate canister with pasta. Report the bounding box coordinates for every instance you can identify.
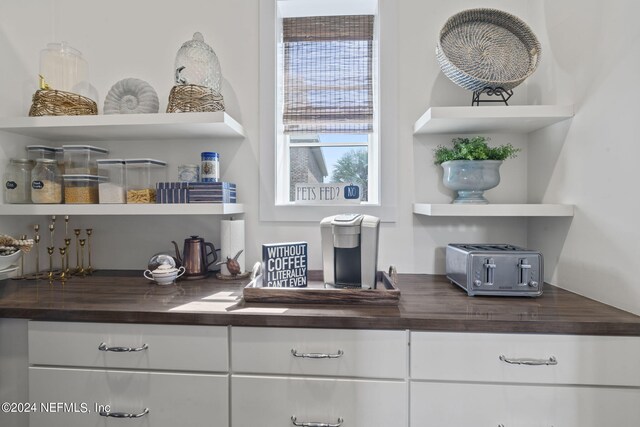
[124,159,167,203]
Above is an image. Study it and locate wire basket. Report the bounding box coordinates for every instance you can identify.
[29,89,97,116]
[436,8,541,92]
[166,84,224,113]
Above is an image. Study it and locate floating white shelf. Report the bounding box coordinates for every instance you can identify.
[0,203,245,216]
[414,105,574,135]
[0,112,245,141]
[413,203,575,217]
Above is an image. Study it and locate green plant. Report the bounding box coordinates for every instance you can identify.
[433,136,521,165]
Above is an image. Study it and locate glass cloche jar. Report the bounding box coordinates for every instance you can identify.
[174,32,223,93]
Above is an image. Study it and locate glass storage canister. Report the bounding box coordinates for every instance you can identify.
[31,158,62,204]
[201,152,219,182]
[26,145,57,161]
[97,159,126,203]
[63,174,105,204]
[125,159,167,204]
[4,159,34,204]
[63,145,108,174]
[40,42,88,93]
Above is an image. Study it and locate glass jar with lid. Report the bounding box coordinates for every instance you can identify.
[174,32,222,92]
[31,159,62,204]
[4,159,34,203]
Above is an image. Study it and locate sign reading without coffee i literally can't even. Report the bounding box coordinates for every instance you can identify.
[262,242,308,287]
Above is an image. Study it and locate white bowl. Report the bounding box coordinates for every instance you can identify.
[144,266,185,286]
[0,250,22,270]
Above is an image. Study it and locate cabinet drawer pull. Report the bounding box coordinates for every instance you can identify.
[291,415,343,427]
[291,349,344,359]
[98,342,149,352]
[99,407,149,418]
[499,355,557,366]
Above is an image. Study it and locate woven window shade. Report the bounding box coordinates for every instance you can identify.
[283,15,374,134]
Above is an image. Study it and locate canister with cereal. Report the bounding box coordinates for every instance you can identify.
[62,175,105,204]
[124,159,167,204]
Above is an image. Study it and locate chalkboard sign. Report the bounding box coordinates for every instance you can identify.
[262,242,308,287]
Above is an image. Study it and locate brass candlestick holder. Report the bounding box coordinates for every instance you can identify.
[86,229,93,274]
[19,234,27,278]
[78,239,86,276]
[46,246,55,282]
[73,229,81,274]
[64,238,72,276]
[58,247,67,283]
[34,234,41,280]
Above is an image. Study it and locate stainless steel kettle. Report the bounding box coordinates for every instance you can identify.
[172,235,219,279]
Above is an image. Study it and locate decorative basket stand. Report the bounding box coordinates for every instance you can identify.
[471,87,514,106]
[29,89,97,116]
[166,84,225,113]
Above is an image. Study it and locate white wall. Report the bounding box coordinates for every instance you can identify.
[526,0,640,315]
[2,0,636,315]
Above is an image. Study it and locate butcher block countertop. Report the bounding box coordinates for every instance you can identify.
[0,272,639,335]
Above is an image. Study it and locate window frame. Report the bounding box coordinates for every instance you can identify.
[260,0,397,222]
[278,134,377,205]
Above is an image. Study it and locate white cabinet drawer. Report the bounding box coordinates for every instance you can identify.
[411,332,640,386]
[29,367,228,427]
[28,321,228,372]
[232,327,407,379]
[411,381,640,427]
[232,375,407,427]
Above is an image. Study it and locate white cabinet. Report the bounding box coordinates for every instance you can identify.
[411,332,640,386]
[231,327,409,427]
[411,381,640,427]
[410,331,640,427]
[22,322,640,427]
[233,375,406,427]
[27,321,229,427]
[28,321,228,372]
[232,327,407,379]
[29,367,228,427]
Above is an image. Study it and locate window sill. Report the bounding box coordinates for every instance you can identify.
[260,200,397,223]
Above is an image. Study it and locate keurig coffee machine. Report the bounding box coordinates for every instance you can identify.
[320,214,380,289]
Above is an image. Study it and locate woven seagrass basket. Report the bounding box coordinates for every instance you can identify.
[436,8,541,92]
[166,84,225,113]
[29,89,97,116]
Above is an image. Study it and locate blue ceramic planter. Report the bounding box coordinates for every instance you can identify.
[441,160,502,204]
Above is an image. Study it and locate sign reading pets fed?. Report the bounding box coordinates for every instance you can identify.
[294,183,361,204]
[262,242,308,287]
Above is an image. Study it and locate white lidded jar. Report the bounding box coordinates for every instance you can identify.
[4,159,34,203]
[31,158,62,204]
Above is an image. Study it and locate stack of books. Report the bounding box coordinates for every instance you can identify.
[156,182,237,204]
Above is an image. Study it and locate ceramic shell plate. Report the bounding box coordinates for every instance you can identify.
[104,78,159,114]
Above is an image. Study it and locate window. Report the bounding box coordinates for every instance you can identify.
[275,4,379,205]
[259,0,397,222]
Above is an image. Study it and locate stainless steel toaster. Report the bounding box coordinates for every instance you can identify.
[446,244,543,297]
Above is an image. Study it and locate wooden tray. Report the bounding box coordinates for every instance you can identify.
[243,269,400,306]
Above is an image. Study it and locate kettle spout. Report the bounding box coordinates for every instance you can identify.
[171,241,182,264]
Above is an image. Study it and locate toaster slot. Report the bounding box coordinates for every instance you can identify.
[483,258,496,285]
[518,258,531,285]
